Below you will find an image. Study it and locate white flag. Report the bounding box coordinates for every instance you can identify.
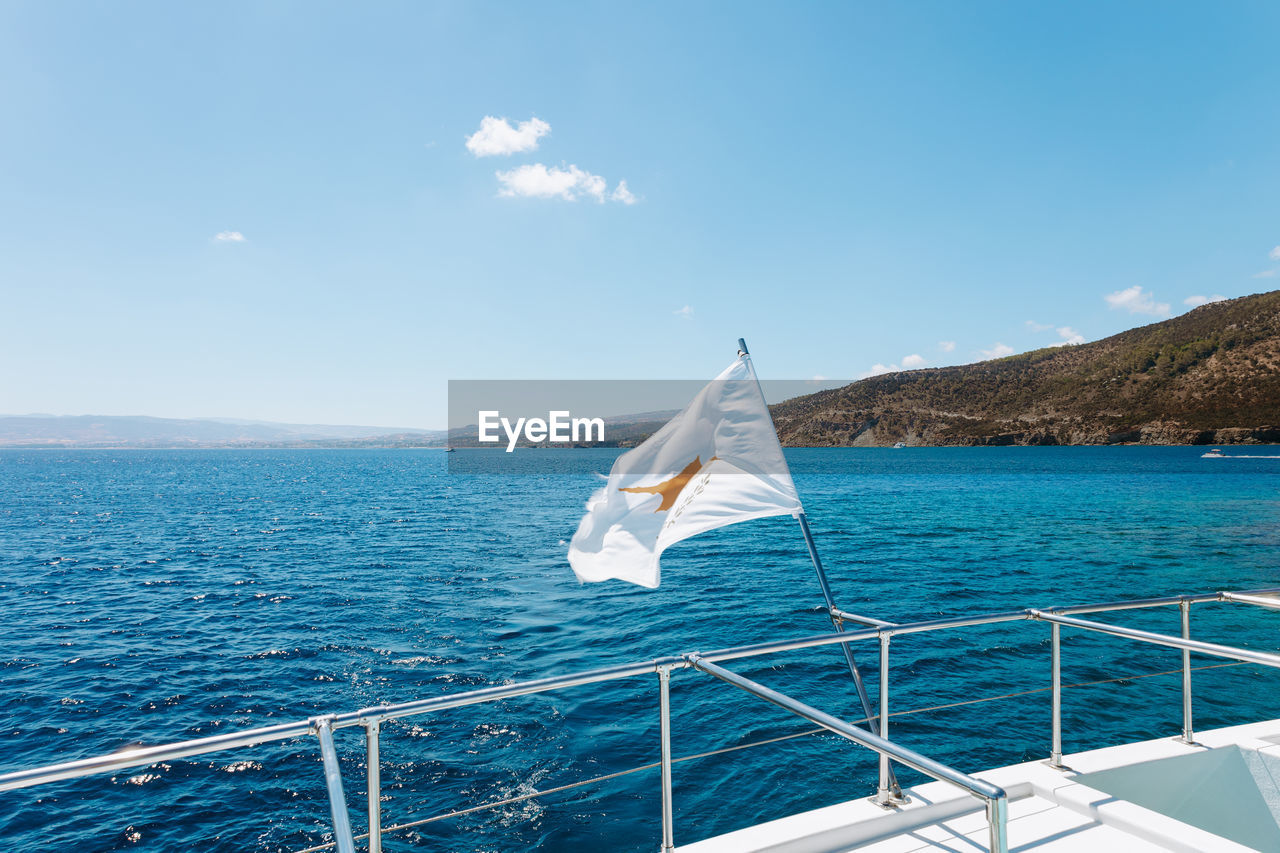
[568,354,802,588]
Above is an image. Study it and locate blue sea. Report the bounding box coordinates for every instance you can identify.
[2,447,1279,852]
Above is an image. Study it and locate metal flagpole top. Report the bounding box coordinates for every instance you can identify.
[737,338,749,356]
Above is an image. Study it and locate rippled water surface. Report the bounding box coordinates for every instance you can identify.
[2,448,1279,851]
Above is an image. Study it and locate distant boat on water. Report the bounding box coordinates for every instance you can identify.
[1201,447,1280,459]
[892,441,906,449]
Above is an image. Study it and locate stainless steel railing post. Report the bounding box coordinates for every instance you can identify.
[986,795,1009,853]
[876,631,893,804]
[365,719,381,853]
[1050,622,1062,767]
[659,665,675,853]
[315,717,357,853]
[1180,599,1193,743]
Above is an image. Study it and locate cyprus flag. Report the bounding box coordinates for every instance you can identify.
[568,353,802,588]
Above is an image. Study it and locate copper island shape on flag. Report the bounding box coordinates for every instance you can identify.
[567,355,801,588]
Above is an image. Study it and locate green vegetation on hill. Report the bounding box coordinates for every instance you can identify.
[770,290,1280,446]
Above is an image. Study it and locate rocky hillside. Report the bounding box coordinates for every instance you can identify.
[771,290,1280,446]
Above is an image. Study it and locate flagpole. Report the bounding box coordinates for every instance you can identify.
[797,512,901,798]
[738,337,903,800]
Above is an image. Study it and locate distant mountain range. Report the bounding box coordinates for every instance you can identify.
[9,290,1279,449]
[771,289,1280,446]
[0,415,446,448]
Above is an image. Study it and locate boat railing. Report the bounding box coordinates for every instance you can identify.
[4,585,1280,853]
[686,654,1009,853]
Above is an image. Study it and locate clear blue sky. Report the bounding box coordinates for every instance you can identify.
[2,2,1278,428]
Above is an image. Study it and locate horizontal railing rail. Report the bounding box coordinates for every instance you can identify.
[1221,591,1280,611]
[3,586,1280,852]
[829,607,897,628]
[0,719,315,793]
[330,656,683,730]
[1031,610,1280,669]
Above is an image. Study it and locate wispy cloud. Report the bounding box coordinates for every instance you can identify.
[1270,246,1280,261]
[495,164,606,201]
[1253,270,1277,279]
[611,180,637,205]
[938,340,956,353]
[473,116,637,204]
[494,164,635,204]
[213,231,246,243]
[862,353,927,377]
[1055,326,1085,346]
[1104,286,1171,317]
[1030,321,1085,346]
[980,343,1015,360]
[673,305,693,318]
[465,116,550,157]
[1184,294,1228,307]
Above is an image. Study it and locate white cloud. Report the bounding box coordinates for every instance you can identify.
[1253,270,1277,279]
[1184,294,1228,307]
[1104,286,1171,317]
[611,180,637,205]
[1055,326,1085,346]
[213,231,246,242]
[1270,246,1280,261]
[938,340,956,353]
[471,117,636,204]
[862,353,926,377]
[673,305,693,318]
[1029,321,1085,346]
[981,343,1015,360]
[495,164,608,202]
[465,116,550,157]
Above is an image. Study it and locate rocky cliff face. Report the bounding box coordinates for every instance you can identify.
[771,291,1280,447]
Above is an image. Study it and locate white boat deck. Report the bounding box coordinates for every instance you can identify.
[679,719,1280,852]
